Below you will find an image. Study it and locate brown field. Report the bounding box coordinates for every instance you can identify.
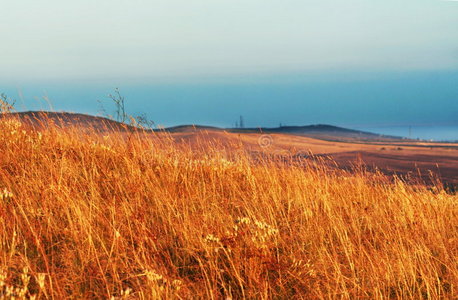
[0,113,458,299]
[11,111,457,186]
[168,128,458,187]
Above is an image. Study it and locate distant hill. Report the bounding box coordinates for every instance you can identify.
[161,124,405,142]
[230,124,403,142]
[2,111,137,132]
[2,111,457,186]
[3,111,404,142]
[162,124,222,133]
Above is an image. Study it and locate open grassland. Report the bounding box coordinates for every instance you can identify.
[0,117,457,299]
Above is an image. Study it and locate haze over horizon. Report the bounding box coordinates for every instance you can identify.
[1,0,457,139]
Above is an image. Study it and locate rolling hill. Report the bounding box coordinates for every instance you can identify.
[3,111,458,187]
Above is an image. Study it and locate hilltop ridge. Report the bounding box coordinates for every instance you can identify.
[3,111,401,142]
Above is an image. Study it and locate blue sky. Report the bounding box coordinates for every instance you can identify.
[2,0,458,82]
[1,0,458,132]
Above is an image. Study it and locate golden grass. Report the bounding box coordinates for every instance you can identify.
[0,117,457,299]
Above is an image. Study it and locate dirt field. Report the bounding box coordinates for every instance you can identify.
[169,129,458,186]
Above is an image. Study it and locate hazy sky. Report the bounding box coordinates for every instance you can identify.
[1,0,458,136]
[2,0,458,82]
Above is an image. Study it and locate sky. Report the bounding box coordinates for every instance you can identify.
[2,0,458,81]
[1,0,458,135]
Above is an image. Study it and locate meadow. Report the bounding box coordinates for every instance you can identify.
[0,116,457,299]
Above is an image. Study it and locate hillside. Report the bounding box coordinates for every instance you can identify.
[5,111,403,141]
[231,124,404,142]
[3,111,138,132]
[4,111,458,186]
[0,114,457,299]
[165,124,405,142]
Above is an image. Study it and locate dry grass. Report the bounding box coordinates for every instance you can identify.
[0,117,457,299]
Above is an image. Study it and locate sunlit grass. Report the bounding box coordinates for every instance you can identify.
[0,115,457,299]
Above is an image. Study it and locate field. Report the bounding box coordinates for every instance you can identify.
[1,115,458,299]
[168,128,458,187]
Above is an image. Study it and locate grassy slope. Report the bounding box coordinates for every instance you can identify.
[8,111,458,186]
[0,117,457,299]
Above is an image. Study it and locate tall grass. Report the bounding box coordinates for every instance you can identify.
[0,116,457,299]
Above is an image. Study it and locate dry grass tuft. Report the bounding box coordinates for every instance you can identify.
[0,116,457,299]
